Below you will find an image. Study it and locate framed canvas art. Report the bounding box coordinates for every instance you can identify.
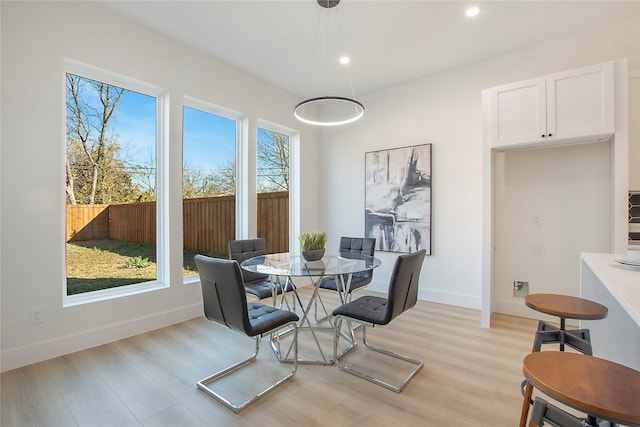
[365,143,431,254]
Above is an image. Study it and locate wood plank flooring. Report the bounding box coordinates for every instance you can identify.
[2,289,542,426]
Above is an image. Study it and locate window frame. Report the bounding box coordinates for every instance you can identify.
[256,119,300,253]
[62,59,169,307]
[182,96,245,284]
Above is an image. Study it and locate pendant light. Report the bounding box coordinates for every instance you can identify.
[293,0,365,126]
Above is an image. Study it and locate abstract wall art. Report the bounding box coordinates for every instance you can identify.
[365,143,432,254]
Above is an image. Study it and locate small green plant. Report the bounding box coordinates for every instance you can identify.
[298,231,328,251]
[123,256,150,269]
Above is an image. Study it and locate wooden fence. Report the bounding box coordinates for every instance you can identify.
[66,192,289,255]
[66,204,110,241]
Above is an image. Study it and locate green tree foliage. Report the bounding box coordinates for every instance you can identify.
[67,137,140,204]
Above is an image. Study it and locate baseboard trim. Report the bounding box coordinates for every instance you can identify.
[493,298,578,326]
[367,281,481,310]
[419,288,481,310]
[1,303,202,372]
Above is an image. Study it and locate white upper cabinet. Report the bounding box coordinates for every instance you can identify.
[489,61,614,148]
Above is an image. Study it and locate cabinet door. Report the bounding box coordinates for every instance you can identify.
[546,62,614,140]
[490,77,546,148]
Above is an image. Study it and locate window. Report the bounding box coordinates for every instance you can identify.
[182,101,239,279]
[64,61,167,304]
[256,126,290,253]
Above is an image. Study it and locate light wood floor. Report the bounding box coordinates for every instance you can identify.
[1,288,541,426]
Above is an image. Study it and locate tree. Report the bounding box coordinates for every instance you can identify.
[182,162,229,199]
[206,159,236,196]
[67,136,139,204]
[66,74,128,205]
[257,128,289,192]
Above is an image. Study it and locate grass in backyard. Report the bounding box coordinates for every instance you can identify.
[66,239,223,295]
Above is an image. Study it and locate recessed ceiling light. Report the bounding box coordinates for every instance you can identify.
[466,6,480,18]
[339,56,350,65]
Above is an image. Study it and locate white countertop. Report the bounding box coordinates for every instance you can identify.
[581,252,640,327]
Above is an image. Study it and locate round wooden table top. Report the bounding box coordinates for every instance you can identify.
[523,352,640,425]
[524,293,608,320]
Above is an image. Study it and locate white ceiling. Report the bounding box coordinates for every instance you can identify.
[98,1,638,98]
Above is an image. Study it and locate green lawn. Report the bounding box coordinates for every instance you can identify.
[66,239,223,295]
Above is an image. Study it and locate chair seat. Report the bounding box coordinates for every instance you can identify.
[333,295,390,325]
[246,302,299,336]
[244,278,295,300]
[244,280,278,300]
[319,275,369,292]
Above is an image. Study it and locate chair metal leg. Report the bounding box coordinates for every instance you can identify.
[197,321,298,414]
[333,317,423,393]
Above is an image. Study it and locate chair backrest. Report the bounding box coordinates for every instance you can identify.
[383,250,426,324]
[229,238,269,284]
[339,237,376,282]
[194,255,252,336]
[339,236,376,255]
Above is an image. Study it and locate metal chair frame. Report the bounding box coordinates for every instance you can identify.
[332,250,426,393]
[333,317,423,392]
[197,320,298,414]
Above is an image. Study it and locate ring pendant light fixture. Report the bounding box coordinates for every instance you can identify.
[293,0,365,126]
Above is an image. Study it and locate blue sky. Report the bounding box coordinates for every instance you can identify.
[113,91,236,171]
[182,106,235,172]
[68,75,285,190]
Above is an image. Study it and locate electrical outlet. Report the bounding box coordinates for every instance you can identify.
[532,213,542,225]
[513,281,529,297]
[30,307,44,324]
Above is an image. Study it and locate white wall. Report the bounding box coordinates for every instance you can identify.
[493,142,613,318]
[0,2,321,371]
[320,16,639,309]
[2,2,638,371]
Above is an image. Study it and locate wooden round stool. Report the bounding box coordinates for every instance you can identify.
[519,352,640,427]
[524,293,608,353]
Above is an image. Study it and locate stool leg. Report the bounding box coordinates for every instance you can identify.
[519,382,534,427]
[563,329,593,355]
[533,321,561,351]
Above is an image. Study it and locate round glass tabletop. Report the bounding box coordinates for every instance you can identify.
[240,252,381,277]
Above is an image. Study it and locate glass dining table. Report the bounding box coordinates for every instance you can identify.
[241,252,381,365]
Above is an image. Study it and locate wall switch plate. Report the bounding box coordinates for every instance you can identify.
[30,307,44,324]
[532,244,547,256]
[532,213,542,225]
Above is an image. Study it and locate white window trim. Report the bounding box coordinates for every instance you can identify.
[63,59,169,307]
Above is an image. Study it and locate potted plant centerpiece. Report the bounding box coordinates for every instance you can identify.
[299,231,328,262]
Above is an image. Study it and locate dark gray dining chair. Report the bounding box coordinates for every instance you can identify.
[229,238,285,303]
[332,249,426,393]
[314,236,376,322]
[194,254,299,413]
[319,236,376,296]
